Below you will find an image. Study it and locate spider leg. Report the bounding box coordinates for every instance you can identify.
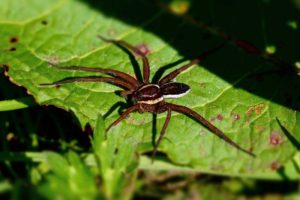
[168,103,255,157]
[105,104,139,132]
[99,35,150,84]
[40,76,135,90]
[159,43,225,85]
[151,107,172,161]
[52,66,139,88]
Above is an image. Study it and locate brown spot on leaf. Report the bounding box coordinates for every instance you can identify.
[271,161,281,170]
[210,114,223,122]
[269,132,283,146]
[254,125,265,133]
[10,37,18,43]
[255,104,265,114]
[246,104,265,116]
[216,114,223,121]
[231,113,240,121]
[135,44,150,55]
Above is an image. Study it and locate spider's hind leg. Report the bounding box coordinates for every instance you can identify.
[168,103,255,157]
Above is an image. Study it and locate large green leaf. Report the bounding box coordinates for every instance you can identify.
[1,0,299,176]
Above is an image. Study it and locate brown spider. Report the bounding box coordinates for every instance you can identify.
[42,36,255,158]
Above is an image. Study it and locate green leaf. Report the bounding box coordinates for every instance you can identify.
[41,151,100,200]
[0,97,37,111]
[44,151,69,178]
[92,115,138,200]
[1,0,299,177]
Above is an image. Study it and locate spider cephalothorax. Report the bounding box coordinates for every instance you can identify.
[42,36,255,158]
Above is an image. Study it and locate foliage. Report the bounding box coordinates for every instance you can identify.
[0,0,300,199]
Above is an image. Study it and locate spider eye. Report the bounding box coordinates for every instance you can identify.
[161,82,190,99]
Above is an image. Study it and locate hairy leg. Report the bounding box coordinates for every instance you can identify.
[168,103,255,157]
[99,35,150,84]
[105,104,139,132]
[40,76,135,90]
[51,65,139,88]
[159,43,225,85]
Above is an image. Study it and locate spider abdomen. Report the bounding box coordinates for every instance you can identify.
[161,82,190,99]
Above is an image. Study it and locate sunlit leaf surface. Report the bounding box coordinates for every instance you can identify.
[1,0,299,176]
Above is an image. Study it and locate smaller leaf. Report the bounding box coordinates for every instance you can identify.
[39,175,72,200]
[294,153,300,171]
[0,97,37,111]
[44,151,69,178]
[92,115,113,172]
[40,151,100,200]
[67,151,97,198]
[92,114,106,151]
[92,115,138,200]
[68,151,86,172]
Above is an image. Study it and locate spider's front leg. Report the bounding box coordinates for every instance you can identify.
[50,65,139,88]
[98,35,151,84]
[40,77,135,90]
[159,43,225,85]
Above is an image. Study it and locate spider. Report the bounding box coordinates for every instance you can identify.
[42,36,255,158]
